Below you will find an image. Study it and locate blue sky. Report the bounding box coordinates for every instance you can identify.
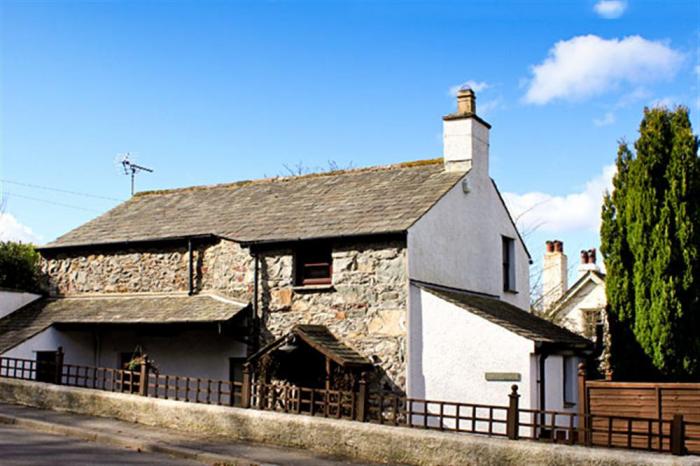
[1,0,698,281]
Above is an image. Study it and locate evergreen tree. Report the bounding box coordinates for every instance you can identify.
[600,107,699,380]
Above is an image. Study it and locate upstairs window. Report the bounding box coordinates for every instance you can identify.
[502,236,516,292]
[295,243,332,286]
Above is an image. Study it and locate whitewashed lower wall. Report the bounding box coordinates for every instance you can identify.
[408,285,580,431]
[2,327,246,381]
[408,285,536,417]
[0,291,41,319]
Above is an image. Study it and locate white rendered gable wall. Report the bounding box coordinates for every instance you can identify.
[407,171,530,310]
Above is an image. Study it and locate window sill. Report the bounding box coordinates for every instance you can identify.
[292,284,335,293]
[504,289,519,294]
[564,402,576,409]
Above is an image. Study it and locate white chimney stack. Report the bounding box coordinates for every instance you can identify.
[542,240,568,311]
[443,86,491,175]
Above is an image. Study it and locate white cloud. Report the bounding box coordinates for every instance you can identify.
[449,80,490,96]
[478,97,503,116]
[523,35,683,105]
[0,213,41,244]
[694,64,700,76]
[650,96,678,108]
[503,164,616,234]
[594,0,627,19]
[593,111,616,126]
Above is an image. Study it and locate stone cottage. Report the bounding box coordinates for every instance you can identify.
[0,88,590,412]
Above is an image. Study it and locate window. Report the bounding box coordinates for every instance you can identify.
[502,236,516,292]
[295,243,332,286]
[563,357,576,406]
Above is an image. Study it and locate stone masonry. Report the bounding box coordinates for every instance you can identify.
[40,238,409,391]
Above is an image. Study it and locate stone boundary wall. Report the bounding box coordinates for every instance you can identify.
[1,379,697,466]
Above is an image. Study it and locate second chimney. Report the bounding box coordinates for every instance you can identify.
[443,86,491,175]
[542,240,568,310]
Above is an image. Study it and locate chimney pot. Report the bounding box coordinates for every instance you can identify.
[545,240,554,253]
[589,248,597,264]
[580,250,589,263]
[553,240,563,253]
[457,88,476,114]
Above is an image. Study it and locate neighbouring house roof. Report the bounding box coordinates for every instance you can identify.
[549,270,606,317]
[415,281,592,349]
[247,324,372,368]
[0,294,248,353]
[40,159,465,250]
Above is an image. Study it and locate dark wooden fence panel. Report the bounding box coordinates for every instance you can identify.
[585,381,700,454]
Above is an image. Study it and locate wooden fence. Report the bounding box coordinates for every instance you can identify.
[581,377,700,454]
[1,352,697,457]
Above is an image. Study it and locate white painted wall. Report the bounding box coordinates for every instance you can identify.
[408,286,536,411]
[0,291,41,319]
[407,171,530,309]
[2,326,247,381]
[408,285,581,434]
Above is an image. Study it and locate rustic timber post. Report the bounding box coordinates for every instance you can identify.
[355,372,369,422]
[54,347,64,385]
[506,384,520,440]
[671,414,686,456]
[241,364,251,409]
[138,355,149,397]
[577,361,588,445]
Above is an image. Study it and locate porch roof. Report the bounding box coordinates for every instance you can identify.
[0,293,249,353]
[248,325,372,368]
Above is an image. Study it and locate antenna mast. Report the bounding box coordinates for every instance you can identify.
[118,153,154,196]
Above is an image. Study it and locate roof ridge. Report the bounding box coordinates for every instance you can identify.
[134,158,443,197]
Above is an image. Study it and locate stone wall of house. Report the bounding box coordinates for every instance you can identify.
[40,238,409,391]
[257,241,408,391]
[41,246,199,295]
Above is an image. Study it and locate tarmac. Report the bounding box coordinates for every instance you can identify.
[0,402,385,465]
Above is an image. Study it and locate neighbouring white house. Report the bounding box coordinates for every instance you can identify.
[543,242,607,341]
[0,87,591,417]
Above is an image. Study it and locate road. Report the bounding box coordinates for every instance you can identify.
[0,422,202,466]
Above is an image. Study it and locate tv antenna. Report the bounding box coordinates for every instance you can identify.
[116,153,153,196]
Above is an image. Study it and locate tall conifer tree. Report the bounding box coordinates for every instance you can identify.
[600,107,699,380]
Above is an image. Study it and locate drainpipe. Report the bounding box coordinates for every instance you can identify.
[539,351,549,431]
[252,252,260,353]
[188,238,194,296]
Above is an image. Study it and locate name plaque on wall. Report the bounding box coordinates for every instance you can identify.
[484,372,522,382]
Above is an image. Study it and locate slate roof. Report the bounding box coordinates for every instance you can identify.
[0,294,248,353]
[247,324,372,368]
[415,282,592,349]
[42,160,464,249]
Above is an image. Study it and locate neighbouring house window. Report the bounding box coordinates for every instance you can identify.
[295,243,332,286]
[563,357,576,406]
[582,309,603,339]
[502,236,516,292]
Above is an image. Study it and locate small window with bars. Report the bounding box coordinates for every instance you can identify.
[295,243,333,286]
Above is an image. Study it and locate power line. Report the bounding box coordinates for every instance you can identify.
[1,191,102,213]
[0,179,124,202]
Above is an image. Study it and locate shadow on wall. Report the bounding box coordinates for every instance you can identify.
[408,287,426,399]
